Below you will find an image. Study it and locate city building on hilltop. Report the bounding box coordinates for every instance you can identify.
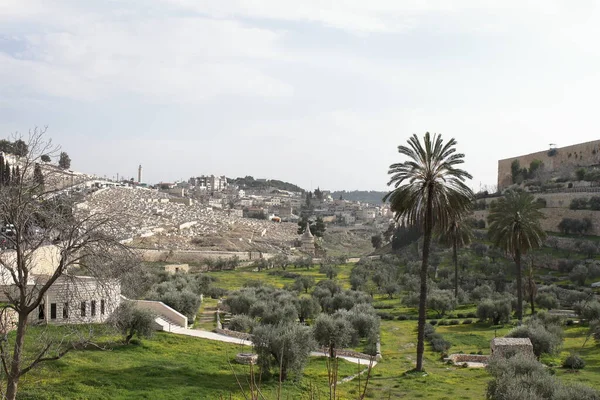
[189,175,228,192]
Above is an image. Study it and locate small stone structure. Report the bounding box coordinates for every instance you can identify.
[490,337,534,358]
[164,264,190,274]
[300,222,315,255]
[235,353,258,365]
[446,354,489,368]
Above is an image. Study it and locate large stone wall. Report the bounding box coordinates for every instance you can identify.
[498,139,600,190]
[474,191,600,234]
[135,248,275,264]
[474,207,600,235]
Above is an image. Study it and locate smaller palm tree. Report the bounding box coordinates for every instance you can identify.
[487,190,546,321]
[438,217,473,300]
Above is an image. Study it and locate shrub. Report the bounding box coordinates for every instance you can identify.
[536,292,559,310]
[569,265,589,286]
[449,320,460,325]
[423,323,436,339]
[574,300,600,321]
[506,323,563,357]
[457,313,465,318]
[563,354,585,370]
[477,298,512,325]
[396,315,409,321]
[429,320,438,326]
[569,198,589,210]
[486,353,598,400]
[438,319,449,326]
[462,319,473,324]
[377,312,394,321]
[466,312,477,318]
[431,338,452,353]
[227,314,256,333]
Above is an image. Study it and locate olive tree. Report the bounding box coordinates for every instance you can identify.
[252,323,315,381]
[110,302,155,344]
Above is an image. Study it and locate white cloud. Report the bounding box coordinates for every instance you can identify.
[0,3,293,102]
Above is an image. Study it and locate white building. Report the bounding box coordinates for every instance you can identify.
[0,275,121,325]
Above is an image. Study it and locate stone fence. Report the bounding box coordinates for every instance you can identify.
[447,354,489,364]
[214,328,252,341]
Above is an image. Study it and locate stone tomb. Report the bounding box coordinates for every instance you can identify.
[490,337,534,358]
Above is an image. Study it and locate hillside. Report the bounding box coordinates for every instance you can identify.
[230,176,304,193]
[331,190,387,205]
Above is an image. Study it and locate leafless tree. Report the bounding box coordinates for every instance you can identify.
[0,128,134,400]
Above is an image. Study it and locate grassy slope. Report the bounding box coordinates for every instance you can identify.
[19,260,600,399]
[19,332,359,400]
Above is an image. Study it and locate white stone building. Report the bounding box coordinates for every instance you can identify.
[0,274,121,325]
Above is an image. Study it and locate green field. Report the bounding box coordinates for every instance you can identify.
[15,261,600,399]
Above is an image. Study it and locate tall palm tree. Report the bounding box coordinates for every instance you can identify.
[438,217,473,300]
[487,190,546,321]
[384,132,473,372]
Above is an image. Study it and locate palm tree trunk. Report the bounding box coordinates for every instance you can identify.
[453,240,458,300]
[515,248,523,321]
[416,187,434,372]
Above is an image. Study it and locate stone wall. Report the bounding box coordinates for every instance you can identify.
[135,249,275,264]
[214,328,252,340]
[475,208,600,235]
[473,190,600,234]
[498,139,600,190]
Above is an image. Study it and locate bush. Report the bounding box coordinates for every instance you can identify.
[466,312,477,318]
[377,312,394,320]
[462,319,473,324]
[506,322,563,357]
[396,315,409,321]
[477,298,512,325]
[423,323,436,340]
[438,319,449,326]
[457,313,465,319]
[574,300,600,321]
[569,198,589,210]
[486,353,599,400]
[431,337,452,353]
[227,314,256,333]
[429,320,438,326]
[449,320,460,325]
[563,354,585,370]
[536,292,559,310]
[569,265,589,286]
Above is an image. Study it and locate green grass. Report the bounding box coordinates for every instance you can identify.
[207,263,355,291]
[19,253,600,399]
[18,331,360,400]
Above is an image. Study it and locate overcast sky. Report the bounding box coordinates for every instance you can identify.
[1,1,600,191]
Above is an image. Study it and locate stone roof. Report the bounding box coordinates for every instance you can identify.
[491,338,532,347]
[302,222,313,239]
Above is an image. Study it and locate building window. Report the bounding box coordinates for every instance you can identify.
[100,299,105,315]
[63,303,69,319]
[38,304,44,320]
[91,300,96,317]
[50,303,57,320]
[81,301,86,317]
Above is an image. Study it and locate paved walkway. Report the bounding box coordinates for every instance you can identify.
[155,318,378,368]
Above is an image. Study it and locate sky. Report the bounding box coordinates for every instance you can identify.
[1,1,600,191]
